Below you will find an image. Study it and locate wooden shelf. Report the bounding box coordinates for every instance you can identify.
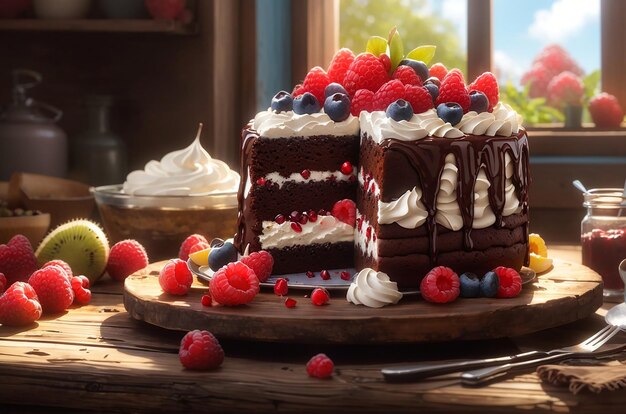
[0,19,197,35]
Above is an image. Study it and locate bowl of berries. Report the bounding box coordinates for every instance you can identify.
[0,200,50,246]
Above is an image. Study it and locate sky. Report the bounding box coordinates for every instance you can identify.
[431,0,601,85]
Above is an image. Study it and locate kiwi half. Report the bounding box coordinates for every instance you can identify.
[36,219,110,284]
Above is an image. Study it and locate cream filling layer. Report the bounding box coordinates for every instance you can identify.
[259,215,354,249]
[264,167,356,188]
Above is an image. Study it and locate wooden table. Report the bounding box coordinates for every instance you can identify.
[1,245,625,413]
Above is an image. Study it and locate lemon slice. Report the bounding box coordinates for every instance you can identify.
[529,252,553,274]
[189,247,211,266]
[529,233,548,257]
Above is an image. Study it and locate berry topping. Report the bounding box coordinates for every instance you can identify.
[307,210,318,222]
[379,53,391,73]
[300,169,311,179]
[201,294,212,307]
[106,239,149,282]
[350,89,375,116]
[404,84,433,114]
[179,234,208,261]
[331,199,356,227]
[340,271,351,281]
[284,297,297,308]
[0,281,42,326]
[293,92,321,115]
[468,90,489,113]
[468,72,499,111]
[459,272,481,298]
[324,82,348,98]
[42,259,73,281]
[240,250,274,282]
[424,77,441,88]
[290,222,303,233]
[479,271,500,298]
[493,267,522,298]
[210,261,259,305]
[343,52,389,96]
[311,287,330,306]
[208,241,238,272]
[392,65,422,86]
[436,102,463,125]
[398,59,429,83]
[589,93,624,128]
[429,62,448,81]
[340,161,353,175]
[436,71,470,113]
[297,66,331,105]
[256,177,266,186]
[424,83,439,103]
[28,266,74,314]
[275,214,286,224]
[326,48,355,85]
[159,259,193,296]
[373,79,405,112]
[386,99,414,122]
[324,93,351,122]
[0,273,6,293]
[274,278,288,296]
[306,353,334,378]
[0,234,38,284]
[179,330,224,370]
[420,266,460,304]
[270,90,293,113]
[320,270,331,280]
[306,271,315,278]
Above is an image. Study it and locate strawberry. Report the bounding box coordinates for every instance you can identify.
[372,80,405,112]
[296,66,331,106]
[436,71,470,113]
[350,89,375,116]
[589,93,624,128]
[468,72,499,112]
[106,240,149,282]
[404,84,434,114]
[0,281,42,326]
[240,251,274,282]
[392,65,422,86]
[429,63,448,81]
[327,48,355,85]
[0,234,38,284]
[343,52,389,96]
[331,199,356,227]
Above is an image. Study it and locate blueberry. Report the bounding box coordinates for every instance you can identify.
[424,77,441,88]
[208,241,238,271]
[424,83,439,103]
[469,90,489,113]
[436,102,463,125]
[459,272,481,298]
[293,92,321,115]
[480,271,500,298]
[399,59,429,82]
[270,90,293,113]
[324,82,347,98]
[324,93,351,122]
[386,99,414,122]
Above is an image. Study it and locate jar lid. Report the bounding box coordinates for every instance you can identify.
[583,188,626,208]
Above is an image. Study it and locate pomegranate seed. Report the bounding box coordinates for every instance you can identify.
[291,222,302,233]
[318,209,327,216]
[311,287,330,306]
[299,214,309,225]
[366,226,372,240]
[320,270,331,280]
[373,233,377,242]
[340,271,351,281]
[306,271,315,278]
[327,175,336,182]
[340,161,353,175]
[201,294,212,307]
[285,297,297,308]
[349,175,356,182]
[256,177,266,186]
[289,210,301,222]
[275,214,286,224]
[308,210,318,222]
[274,278,288,296]
[301,169,311,179]
[265,179,274,189]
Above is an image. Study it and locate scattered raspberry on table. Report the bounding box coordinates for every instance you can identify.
[306,353,334,379]
[179,330,224,370]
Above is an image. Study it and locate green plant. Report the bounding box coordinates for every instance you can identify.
[500,81,564,125]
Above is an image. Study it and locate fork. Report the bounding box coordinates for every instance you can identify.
[460,324,623,385]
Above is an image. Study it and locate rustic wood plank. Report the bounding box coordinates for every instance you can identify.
[0,19,197,34]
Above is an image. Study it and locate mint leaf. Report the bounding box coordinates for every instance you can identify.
[406,45,436,65]
[388,28,404,71]
[366,36,387,57]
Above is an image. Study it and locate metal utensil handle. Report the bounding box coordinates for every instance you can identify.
[382,351,542,382]
[12,69,42,90]
[30,99,63,122]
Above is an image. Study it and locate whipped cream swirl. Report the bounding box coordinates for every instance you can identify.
[347,268,403,308]
[123,128,239,196]
[378,186,427,229]
[360,109,463,143]
[259,215,353,249]
[456,102,522,137]
[472,168,496,228]
[435,154,463,230]
[252,109,359,138]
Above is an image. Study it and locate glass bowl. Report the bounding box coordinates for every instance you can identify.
[92,185,238,261]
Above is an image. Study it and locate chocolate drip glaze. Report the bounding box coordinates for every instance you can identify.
[380,130,529,263]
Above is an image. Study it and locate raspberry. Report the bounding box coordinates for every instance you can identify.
[159,259,193,295]
[306,353,334,378]
[311,287,330,306]
[284,297,297,308]
[589,93,624,128]
[106,239,149,282]
[210,262,259,305]
[379,53,391,73]
[493,266,522,298]
[350,89,375,116]
[274,278,288,296]
[404,84,434,114]
[0,273,6,293]
[331,199,356,227]
[292,83,304,97]
[296,66,330,105]
[372,80,405,112]
[240,251,274,282]
[343,52,389,96]
[201,294,212,307]
[0,234,38,284]
[189,241,210,255]
[520,63,552,98]
[436,72,470,113]
[71,275,91,305]
[533,44,583,77]
[28,266,74,314]
[429,63,448,81]
[179,330,224,370]
[42,259,73,281]
[468,72,499,112]
[546,71,584,108]
[446,68,466,83]
[392,66,422,86]
[420,266,460,304]
[327,48,355,85]
[0,282,42,326]
[179,234,208,261]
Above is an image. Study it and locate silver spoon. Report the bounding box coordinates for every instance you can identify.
[619,259,626,292]
[572,179,588,194]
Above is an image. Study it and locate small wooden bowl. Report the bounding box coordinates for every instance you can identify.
[0,213,51,247]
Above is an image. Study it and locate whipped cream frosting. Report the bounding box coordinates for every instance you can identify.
[264,167,356,189]
[360,109,463,143]
[259,215,353,249]
[252,109,359,138]
[456,102,522,137]
[378,186,427,228]
[346,268,403,308]
[123,128,239,196]
[435,154,463,230]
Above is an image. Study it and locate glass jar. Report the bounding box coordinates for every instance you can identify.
[581,188,626,302]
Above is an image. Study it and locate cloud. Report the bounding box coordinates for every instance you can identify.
[494,50,526,86]
[441,0,467,46]
[528,0,600,43]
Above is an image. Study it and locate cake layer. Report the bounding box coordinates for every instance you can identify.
[269,242,354,275]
